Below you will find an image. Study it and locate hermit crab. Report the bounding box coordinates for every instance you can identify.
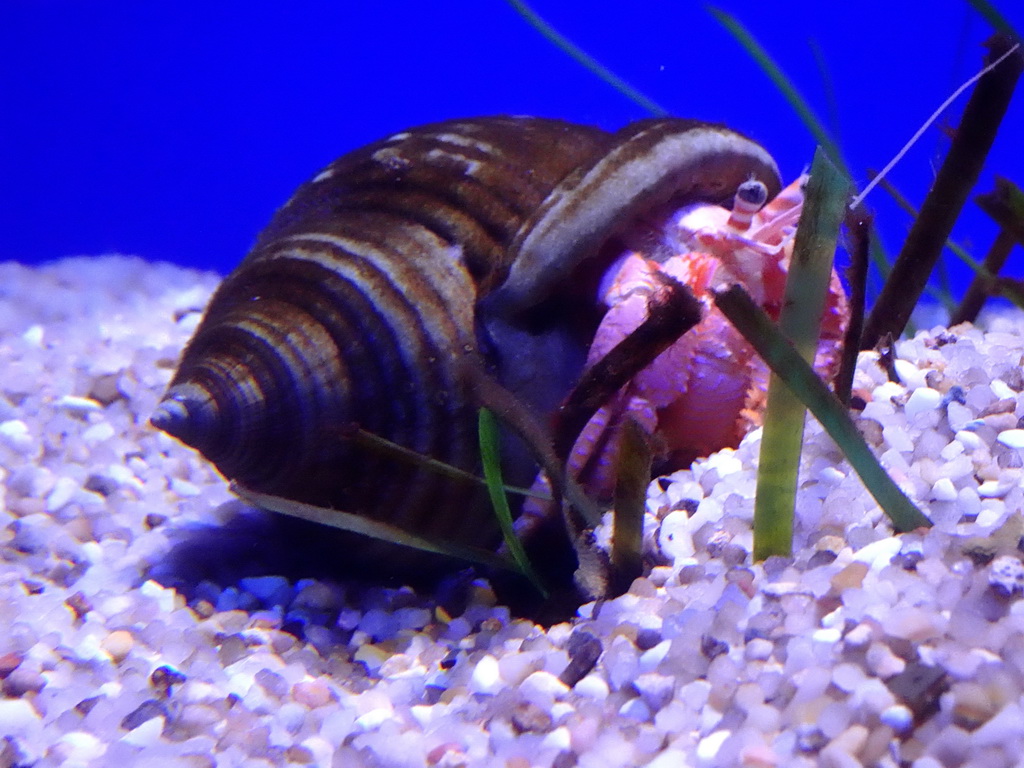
[151,116,848,600]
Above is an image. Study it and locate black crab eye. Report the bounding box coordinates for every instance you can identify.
[736,179,769,210]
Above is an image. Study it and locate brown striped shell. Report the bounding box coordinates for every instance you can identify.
[151,116,781,563]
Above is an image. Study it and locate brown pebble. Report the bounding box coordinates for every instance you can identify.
[886,661,949,722]
[150,665,187,697]
[628,578,658,598]
[510,701,553,734]
[168,703,224,739]
[2,666,45,697]
[950,681,998,730]
[121,698,167,731]
[75,696,103,716]
[979,398,1016,417]
[0,652,22,678]
[64,591,93,620]
[216,634,248,666]
[144,513,168,530]
[102,629,134,663]
[856,418,884,447]
[427,743,465,765]
[88,374,121,405]
[284,745,315,764]
[192,600,215,619]
[830,561,869,592]
[255,668,288,698]
[292,679,333,709]
[20,579,44,595]
[559,630,602,687]
[701,635,728,661]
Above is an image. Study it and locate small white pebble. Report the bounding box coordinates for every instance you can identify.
[81,421,116,445]
[55,731,107,763]
[469,654,502,695]
[893,359,927,388]
[874,381,905,402]
[930,477,958,502]
[639,639,670,673]
[0,419,34,453]
[978,480,1012,499]
[658,510,696,561]
[904,387,941,419]
[991,379,1016,399]
[997,429,1024,449]
[46,476,79,512]
[119,714,164,747]
[54,395,103,413]
[955,429,984,452]
[139,579,177,613]
[518,670,568,709]
[697,730,731,764]
[573,674,609,700]
[744,638,773,661]
[170,477,201,497]
[0,699,42,741]
[816,466,846,484]
[939,439,965,461]
[21,324,44,345]
[353,707,392,731]
[880,704,914,733]
[541,726,572,751]
[646,751,690,768]
[852,537,901,571]
[619,696,652,721]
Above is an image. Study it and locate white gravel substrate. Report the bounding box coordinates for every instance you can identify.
[3,256,1024,767]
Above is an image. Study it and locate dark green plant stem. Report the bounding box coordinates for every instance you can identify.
[861,34,1023,348]
[835,205,872,406]
[553,272,702,462]
[478,408,549,597]
[502,0,668,116]
[952,178,1024,323]
[753,148,848,560]
[609,416,649,594]
[966,0,1022,42]
[975,176,1024,245]
[714,286,932,533]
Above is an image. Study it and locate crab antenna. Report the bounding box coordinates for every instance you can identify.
[849,43,1020,210]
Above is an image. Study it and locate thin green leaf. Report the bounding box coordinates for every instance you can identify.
[708,7,845,170]
[351,425,550,501]
[714,286,932,534]
[233,483,518,572]
[753,148,849,560]
[502,0,668,116]
[479,408,549,598]
[873,174,985,276]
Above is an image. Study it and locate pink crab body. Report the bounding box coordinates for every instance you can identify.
[568,176,850,500]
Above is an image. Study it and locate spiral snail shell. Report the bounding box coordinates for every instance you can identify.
[152,116,781,567]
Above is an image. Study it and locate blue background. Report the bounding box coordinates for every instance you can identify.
[3,1,1022,301]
